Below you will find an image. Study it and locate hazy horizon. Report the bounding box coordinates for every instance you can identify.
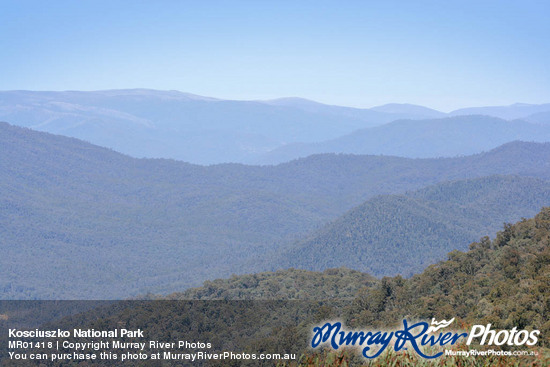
[1,87,549,114]
[2,1,549,111]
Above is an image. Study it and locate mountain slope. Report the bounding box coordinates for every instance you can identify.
[169,208,550,344]
[6,209,545,367]
[262,98,445,121]
[2,122,550,298]
[259,115,550,164]
[450,102,550,119]
[359,207,550,339]
[276,176,550,277]
[172,267,377,300]
[0,90,419,164]
[3,91,550,165]
[525,110,550,125]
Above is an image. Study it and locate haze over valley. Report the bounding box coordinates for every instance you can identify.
[3,90,550,165]
[2,117,550,299]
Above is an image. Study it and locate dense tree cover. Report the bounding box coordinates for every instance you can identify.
[177,208,550,354]
[2,210,548,366]
[172,209,550,343]
[349,207,550,338]
[278,176,550,277]
[3,121,550,298]
[169,268,377,300]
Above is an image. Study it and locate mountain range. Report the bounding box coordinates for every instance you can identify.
[2,90,550,164]
[0,90,409,165]
[450,102,550,120]
[257,115,550,164]
[2,121,550,299]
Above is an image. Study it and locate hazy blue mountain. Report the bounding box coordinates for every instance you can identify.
[2,121,550,299]
[450,102,550,120]
[3,90,550,165]
[369,103,446,119]
[258,115,550,164]
[0,90,428,165]
[276,176,550,277]
[524,110,550,125]
[261,98,443,121]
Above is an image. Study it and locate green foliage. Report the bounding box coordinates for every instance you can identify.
[173,209,550,352]
[169,268,377,300]
[346,208,550,345]
[1,210,548,365]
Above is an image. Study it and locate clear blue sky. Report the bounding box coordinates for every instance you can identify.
[1,0,549,111]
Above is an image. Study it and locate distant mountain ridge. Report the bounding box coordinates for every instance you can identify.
[369,103,446,118]
[450,102,550,120]
[525,110,550,125]
[2,90,550,164]
[0,90,430,164]
[258,115,550,164]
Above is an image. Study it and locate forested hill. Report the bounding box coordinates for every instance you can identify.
[167,208,550,340]
[170,268,378,300]
[2,121,550,299]
[356,206,550,339]
[275,175,550,277]
[15,209,545,367]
